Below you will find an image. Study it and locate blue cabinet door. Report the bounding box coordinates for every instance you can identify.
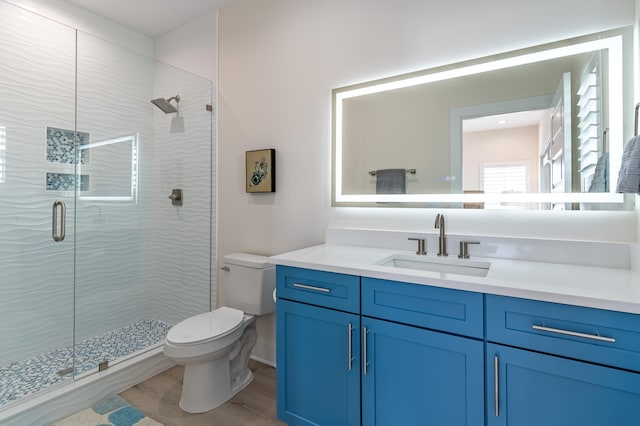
[487,343,640,426]
[362,317,484,426]
[276,299,360,426]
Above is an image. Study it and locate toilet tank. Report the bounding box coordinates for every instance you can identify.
[222,253,276,316]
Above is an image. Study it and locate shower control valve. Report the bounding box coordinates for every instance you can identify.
[168,189,183,206]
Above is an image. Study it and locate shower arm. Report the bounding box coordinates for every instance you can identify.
[168,95,180,112]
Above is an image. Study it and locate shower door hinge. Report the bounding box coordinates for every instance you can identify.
[206,104,213,112]
[99,361,109,372]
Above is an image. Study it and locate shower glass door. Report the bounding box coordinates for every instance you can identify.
[0,2,77,408]
[72,31,213,376]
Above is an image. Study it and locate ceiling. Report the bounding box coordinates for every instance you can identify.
[64,0,232,37]
[463,110,549,133]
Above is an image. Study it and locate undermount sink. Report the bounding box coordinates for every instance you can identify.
[375,253,491,277]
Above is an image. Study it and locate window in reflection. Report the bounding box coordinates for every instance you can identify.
[0,126,5,183]
[463,111,541,199]
[482,163,528,209]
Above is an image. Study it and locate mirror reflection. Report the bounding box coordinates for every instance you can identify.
[333,27,633,209]
[78,135,139,201]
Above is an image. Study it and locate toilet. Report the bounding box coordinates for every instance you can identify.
[163,253,276,413]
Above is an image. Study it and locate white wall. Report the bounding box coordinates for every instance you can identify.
[218,0,636,251]
[154,11,217,83]
[3,0,153,56]
[218,0,638,364]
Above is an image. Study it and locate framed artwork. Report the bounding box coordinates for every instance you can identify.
[246,149,276,193]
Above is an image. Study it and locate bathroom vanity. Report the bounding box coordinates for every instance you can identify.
[271,229,640,426]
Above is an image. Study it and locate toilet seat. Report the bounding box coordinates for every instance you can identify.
[166,306,244,345]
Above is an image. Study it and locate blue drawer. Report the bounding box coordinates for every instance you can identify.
[361,277,484,338]
[276,266,360,313]
[486,295,640,372]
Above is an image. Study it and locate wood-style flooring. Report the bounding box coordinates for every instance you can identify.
[119,360,287,426]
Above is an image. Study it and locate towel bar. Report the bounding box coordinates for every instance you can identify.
[369,169,416,176]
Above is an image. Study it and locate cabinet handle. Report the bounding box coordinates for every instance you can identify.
[363,326,369,376]
[348,323,354,371]
[292,283,331,293]
[494,355,499,417]
[531,324,616,343]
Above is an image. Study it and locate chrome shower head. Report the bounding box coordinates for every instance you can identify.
[151,95,180,113]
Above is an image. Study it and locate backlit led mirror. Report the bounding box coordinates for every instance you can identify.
[332,27,634,209]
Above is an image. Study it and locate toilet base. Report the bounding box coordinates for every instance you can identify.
[179,364,255,413]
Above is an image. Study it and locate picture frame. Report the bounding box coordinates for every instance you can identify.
[246,148,276,193]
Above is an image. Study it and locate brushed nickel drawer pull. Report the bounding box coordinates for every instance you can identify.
[532,325,616,343]
[292,283,331,293]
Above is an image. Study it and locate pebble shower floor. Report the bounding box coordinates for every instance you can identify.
[0,319,172,409]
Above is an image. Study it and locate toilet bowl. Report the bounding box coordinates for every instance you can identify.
[164,307,257,413]
[163,253,275,413]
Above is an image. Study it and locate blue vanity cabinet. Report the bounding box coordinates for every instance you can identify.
[276,267,485,425]
[361,277,485,426]
[276,267,361,426]
[486,295,640,426]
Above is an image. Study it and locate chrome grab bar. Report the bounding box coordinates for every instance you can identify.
[532,324,615,343]
[52,200,66,242]
[292,283,331,293]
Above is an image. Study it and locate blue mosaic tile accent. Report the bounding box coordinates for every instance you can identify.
[46,173,90,191]
[0,319,172,409]
[46,127,89,165]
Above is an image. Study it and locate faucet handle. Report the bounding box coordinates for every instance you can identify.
[458,241,480,259]
[408,238,427,255]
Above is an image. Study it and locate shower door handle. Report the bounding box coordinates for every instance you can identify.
[52,200,66,242]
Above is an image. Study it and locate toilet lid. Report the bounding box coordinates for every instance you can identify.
[166,307,244,345]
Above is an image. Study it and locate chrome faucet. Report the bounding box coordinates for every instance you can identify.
[434,213,447,256]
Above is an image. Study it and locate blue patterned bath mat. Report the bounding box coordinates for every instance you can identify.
[53,395,163,426]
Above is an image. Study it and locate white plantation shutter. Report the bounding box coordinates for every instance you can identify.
[577,55,602,190]
[483,164,527,193]
[482,163,527,208]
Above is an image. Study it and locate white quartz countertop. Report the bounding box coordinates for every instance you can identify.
[270,244,640,315]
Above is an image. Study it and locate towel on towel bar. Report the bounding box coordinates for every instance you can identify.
[588,153,609,192]
[375,169,406,194]
[616,135,640,193]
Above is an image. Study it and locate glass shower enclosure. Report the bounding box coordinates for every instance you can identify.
[0,1,214,412]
